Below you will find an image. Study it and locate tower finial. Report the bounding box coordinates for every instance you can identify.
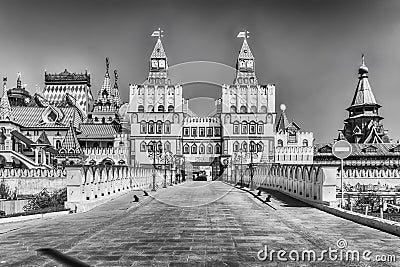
[358,53,368,75]
[17,72,21,88]
[114,69,118,82]
[361,53,365,65]
[106,57,110,74]
[151,28,164,39]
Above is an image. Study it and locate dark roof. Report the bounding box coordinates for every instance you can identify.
[37,131,51,145]
[77,124,118,140]
[10,130,35,147]
[314,143,400,157]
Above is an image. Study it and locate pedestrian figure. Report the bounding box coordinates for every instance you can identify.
[143,190,149,196]
[74,205,78,213]
[133,195,139,202]
[265,195,271,203]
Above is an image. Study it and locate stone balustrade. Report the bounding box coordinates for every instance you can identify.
[234,164,338,205]
[64,165,165,212]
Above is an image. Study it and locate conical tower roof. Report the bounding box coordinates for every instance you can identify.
[0,77,12,120]
[275,104,290,133]
[350,54,378,107]
[61,121,82,153]
[238,38,254,60]
[99,57,112,98]
[151,38,167,59]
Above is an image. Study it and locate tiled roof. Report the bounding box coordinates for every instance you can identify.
[77,124,118,139]
[10,130,35,147]
[61,122,82,153]
[151,38,167,59]
[350,56,378,107]
[11,106,82,129]
[37,131,51,145]
[314,143,399,157]
[238,39,254,59]
[275,110,290,133]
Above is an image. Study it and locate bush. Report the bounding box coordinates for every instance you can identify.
[0,178,11,199]
[23,187,67,212]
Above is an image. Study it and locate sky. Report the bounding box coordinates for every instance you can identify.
[1,0,400,143]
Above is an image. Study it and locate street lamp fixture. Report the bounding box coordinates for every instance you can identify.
[147,141,163,191]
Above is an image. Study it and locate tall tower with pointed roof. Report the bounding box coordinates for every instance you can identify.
[7,73,33,106]
[340,55,389,143]
[219,31,276,164]
[128,29,184,165]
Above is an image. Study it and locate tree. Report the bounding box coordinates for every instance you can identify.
[0,178,11,199]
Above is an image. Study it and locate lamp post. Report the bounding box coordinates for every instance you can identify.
[169,154,175,186]
[175,154,183,184]
[147,141,163,191]
[160,151,172,188]
[248,141,258,191]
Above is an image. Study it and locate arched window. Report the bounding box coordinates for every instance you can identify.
[138,105,144,112]
[207,144,213,154]
[241,121,248,134]
[148,121,155,134]
[250,77,254,84]
[233,141,239,152]
[303,139,309,147]
[251,106,257,113]
[249,121,256,134]
[233,121,240,134]
[191,144,197,154]
[158,105,164,112]
[94,117,99,122]
[101,117,106,124]
[249,141,257,152]
[199,144,205,154]
[164,141,171,152]
[242,141,248,152]
[215,144,221,154]
[260,105,267,113]
[257,122,264,134]
[240,106,247,113]
[119,141,124,147]
[140,141,147,152]
[140,121,147,134]
[164,121,171,134]
[56,140,61,150]
[168,105,174,112]
[230,105,237,113]
[277,139,283,147]
[156,121,163,134]
[148,105,154,112]
[183,144,190,154]
[258,141,264,152]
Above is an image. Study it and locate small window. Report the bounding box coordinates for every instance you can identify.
[303,139,308,147]
[233,142,239,152]
[233,122,239,134]
[214,127,221,137]
[288,132,297,143]
[148,105,154,112]
[151,60,158,68]
[156,121,163,134]
[158,105,164,112]
[199,127,205,137]
[207,144,213,154]
[140,121,147,134]
[241,122,248,134]
[93,142,99,148]
[277,140,283,147]
[56,140,61,150]
[230,106,237,113]
[183,144,189,154]
[240,106,247,113]
[140,141,147,152]
[199,144,205,154]
[207,127,213,137]
[107,142,113,148]
[250,106,257,113]
[168,105,174,112]
[257,122,264,134]
[249,121,256,134]
[164,141,171,152]
[164,121,171,134]
[138,105,144,112]
[191,127,197,137]
[215,144,221,154]
[183,127,190,137]
[242,142,248,152]
[148,121,155,134]
[258,142,264,152]
[260,105,267,113]
[191,144,197,154]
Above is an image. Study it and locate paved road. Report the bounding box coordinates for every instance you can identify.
[1,181,400,266]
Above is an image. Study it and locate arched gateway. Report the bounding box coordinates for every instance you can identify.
[128,30,276,181]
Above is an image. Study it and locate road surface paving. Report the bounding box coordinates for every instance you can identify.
[1,181,400,266]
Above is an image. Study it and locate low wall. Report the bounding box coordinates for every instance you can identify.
[234,164,338,205]
[0,199,29,215]
[65,165,167,213]
[0,168,67,195]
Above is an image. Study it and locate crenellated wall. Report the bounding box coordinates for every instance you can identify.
[275,146,314,164]
[233,164,337,206]
[82,147,130,165]
[0,168,67,195]
[64,165,167,212]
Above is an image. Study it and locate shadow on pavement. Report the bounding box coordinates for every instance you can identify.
[259,188,310,208]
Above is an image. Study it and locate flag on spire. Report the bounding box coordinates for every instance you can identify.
[237,30,250,39]
[151,28,164,38]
